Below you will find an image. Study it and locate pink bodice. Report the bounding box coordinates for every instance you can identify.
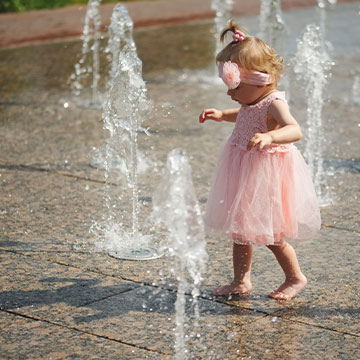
[229,91,293,152]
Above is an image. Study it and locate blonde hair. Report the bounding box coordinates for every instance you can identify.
[216,21,283,85]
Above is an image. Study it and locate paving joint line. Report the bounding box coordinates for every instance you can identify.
[198,294,271,316]
[2,309,169,356]
[224,309,360,338]
[322,224,359,234]
[0,248,188,300]
[280,315,360,338]
[0,163,110,185]
[197,299,360,338]
[78,286,139,308]
[0,248,144,285]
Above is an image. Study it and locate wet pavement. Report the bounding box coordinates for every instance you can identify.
[1,1,360,359]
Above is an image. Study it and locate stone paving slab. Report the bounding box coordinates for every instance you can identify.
[0,311,167,360]
[202,226,360,319]
[272,230,360,336]
[0,251,138,316]
[0,170,104,253]
[211,315,360,360]
[278,284,360,336]
[45,285,264,356]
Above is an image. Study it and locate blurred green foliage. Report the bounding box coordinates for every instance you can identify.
[0,0,130,13]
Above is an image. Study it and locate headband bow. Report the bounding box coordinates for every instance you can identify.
[218,61,274,89]
[232,30,245,42]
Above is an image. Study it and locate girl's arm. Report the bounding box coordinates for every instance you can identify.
[199,107,240,123]
[247,100,302,150]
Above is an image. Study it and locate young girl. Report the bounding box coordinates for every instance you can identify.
[199,22,321,300]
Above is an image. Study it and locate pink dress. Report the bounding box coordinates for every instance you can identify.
[204,91,321,245]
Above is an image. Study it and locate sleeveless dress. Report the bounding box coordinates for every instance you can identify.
[204,91,321,245]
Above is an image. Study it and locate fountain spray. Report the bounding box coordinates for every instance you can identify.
[105,4,137,89]
[258,0,291,98]
[317,0,337,37]
[293,24,334,203]
[91,5,162,260]
[211,0,234,58]
[259,0,287,53]
[293,1,336,203]
[70,0,102,107]
[151,149,208,360]
[90,4,151,173]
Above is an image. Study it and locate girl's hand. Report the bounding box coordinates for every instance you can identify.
[199,108,223,123]
[247,132,273,150]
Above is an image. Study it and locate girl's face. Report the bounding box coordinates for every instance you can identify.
[227,82,268,105]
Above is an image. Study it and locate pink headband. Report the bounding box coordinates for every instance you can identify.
[218,61,274,88]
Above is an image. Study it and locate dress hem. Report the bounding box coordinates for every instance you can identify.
[204,224,320,246]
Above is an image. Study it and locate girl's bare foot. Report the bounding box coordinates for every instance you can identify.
[213,280,252,296]
[269,274,307,300]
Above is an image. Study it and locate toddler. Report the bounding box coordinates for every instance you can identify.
[199,22,321,300]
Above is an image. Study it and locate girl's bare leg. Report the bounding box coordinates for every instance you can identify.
[267,239,307,300]
[213,243,252,296]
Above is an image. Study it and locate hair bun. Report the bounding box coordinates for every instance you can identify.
[220,20,246,43]
[233,31,245,42]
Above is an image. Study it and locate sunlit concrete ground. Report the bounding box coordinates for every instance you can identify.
[0,2,359,359]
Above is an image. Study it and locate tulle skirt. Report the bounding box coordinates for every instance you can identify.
[204,141,321,245]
